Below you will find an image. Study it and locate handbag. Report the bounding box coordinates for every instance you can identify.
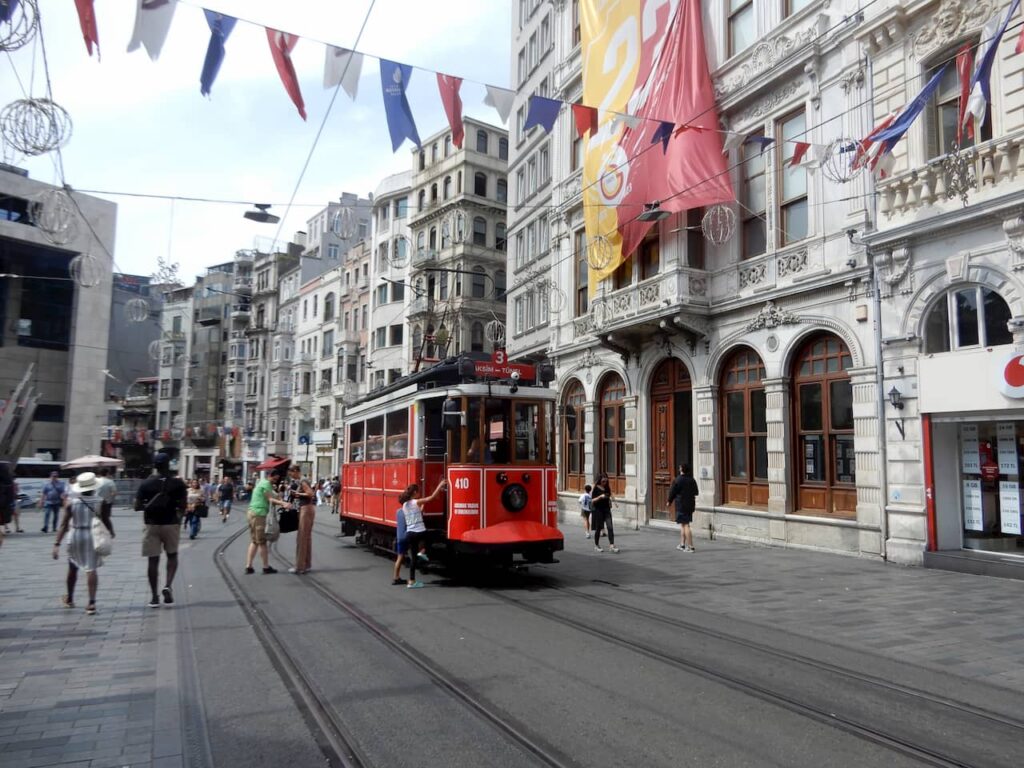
[265,508,280,542]
[91,515,113,557]
[196,503,209,519]
[278,507,299,534]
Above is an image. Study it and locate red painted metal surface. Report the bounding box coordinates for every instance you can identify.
[922,413,937,552]
[461,520,563,544]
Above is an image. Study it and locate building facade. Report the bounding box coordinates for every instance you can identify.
[371,172,413,382]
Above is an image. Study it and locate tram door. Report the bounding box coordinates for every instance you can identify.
[650,359,692,522]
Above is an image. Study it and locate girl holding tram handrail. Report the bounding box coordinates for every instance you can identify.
[397,479,448,588]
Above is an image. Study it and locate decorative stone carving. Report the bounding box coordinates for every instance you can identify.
[1003,216,1024,271]
[688,276,707,297]
[879,245,913,297]
[746,301,800,331]
[776,249,808,278]
[732,81,801,126]
[913,0,997,59]
[638,282,660,307]
[839,66,865,92]
[714,26,818,98]
[738,262,767,289]
[576,347,600,384]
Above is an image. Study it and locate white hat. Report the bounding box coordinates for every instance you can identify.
[73,472,98,493]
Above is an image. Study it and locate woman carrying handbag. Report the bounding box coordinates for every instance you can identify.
[52,472,114,616]
[286,464,316,574]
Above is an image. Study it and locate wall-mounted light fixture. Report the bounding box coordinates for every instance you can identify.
[638,201,670,222]
[888,386,905,439]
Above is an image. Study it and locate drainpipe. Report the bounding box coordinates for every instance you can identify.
[868,249,889,562]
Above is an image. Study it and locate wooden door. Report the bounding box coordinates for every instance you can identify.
[651,396,674,517]
[649,358,691,522]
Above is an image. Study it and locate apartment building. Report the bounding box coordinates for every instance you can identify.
[370,172,413,382]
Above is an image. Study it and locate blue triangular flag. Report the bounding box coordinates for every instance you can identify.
[524,96,561,134]
[1,0,20,24]
[200,11,237,97]
[379,59,421,152]
[651,121,674,153]
[744,135,775,154]
[872,64,949,153]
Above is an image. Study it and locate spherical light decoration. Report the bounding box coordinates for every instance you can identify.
[33,189,79,245]
[69,252,102,288]
[545,284,567,314]
[485,319,506,345]
[821,138,863,184]
[0,98,72,156]
[148,340,163,361]
[124,297,150,323]
[387,236,409,269]
[701,204,736,245]
[0,0,39,53]
[586,235,613,270]
[331,207,356,239]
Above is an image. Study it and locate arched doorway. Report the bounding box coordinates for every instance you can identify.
[650,358,692,520]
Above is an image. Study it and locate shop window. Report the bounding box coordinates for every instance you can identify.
[792,334,856,519]
[720,347,768,508]
[563,379,587,492]
[957,422,1024,551]
[599,373,626,493]
[925,286,1013,353]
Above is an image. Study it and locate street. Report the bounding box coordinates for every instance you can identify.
[2,507,1024,768]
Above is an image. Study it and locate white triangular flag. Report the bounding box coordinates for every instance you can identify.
[799,143,826,174]
[721,132,744,155]
[484,85,515,123]
[873,151,896,180]
[126,0,177,61]
[324,46,363,100]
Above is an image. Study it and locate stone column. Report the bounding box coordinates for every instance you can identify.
[848,366,884,556]
[583,400,597,482]
[762,377,789,541]
[623,394,639,507]
[693,386,717,509]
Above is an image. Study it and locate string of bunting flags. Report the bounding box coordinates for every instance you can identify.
[103,424,244,444]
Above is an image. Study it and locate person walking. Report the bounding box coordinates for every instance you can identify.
[578,484,593,538]
[135,453,188,608]
[96,467,117,523]
[185,479,204,540]
[591,473,619,553]
[244,467,290,574]
[667,463,699,552]
[38,471,66,533]
[52,472,113,616]
[398,480,447,588]
[217,475,235,523]
[330,476,341,515]
[286,464,316,574]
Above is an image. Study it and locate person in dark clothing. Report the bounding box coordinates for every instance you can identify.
[591,473,619,553]
[134,453,188,608]
[667,463,699,552]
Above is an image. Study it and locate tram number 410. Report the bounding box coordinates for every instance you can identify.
[452,477,471,490]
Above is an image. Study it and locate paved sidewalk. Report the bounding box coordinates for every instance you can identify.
[0,506,182,768]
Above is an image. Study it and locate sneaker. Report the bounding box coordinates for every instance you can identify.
[162,587,174,605]
[263,566,277,574]
[584,532,591,539]
[685,546,696,552]
[676,544,686,551]
[61,595,74,609]
[288,567,298,574]
[85,604,96,616]
[407,581,424,589]
[416,552,429,563]
[608,545,620,554]
[244,566,255,575]
[148,597,160,608]
[391,578,404,585]
[42,527,48,533]
[594,545,603,552]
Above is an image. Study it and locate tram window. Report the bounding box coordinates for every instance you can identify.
[424,399,446,459]
[514,402,541,462]
[366,416,385,461]
[349,422,364,462]
[485,398,509,464]
[386,410,408,458]
[465,398,482,462]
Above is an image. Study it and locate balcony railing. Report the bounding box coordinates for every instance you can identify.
[408,296,434,316]
[577,268,711,340]
[411,248,437,269]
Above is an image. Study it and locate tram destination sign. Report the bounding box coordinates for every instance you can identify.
[473,350,535,380]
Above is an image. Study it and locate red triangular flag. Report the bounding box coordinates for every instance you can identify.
[1017,21,1024,54]
[851,114,896,170]
[437,74,465,148]
[74,0,99,58]
[790,141,810,167]
[956,43,974,144]
[266,29,306,120]
[571,103,598,138]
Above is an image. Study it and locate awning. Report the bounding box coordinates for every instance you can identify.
[253,456,290,471]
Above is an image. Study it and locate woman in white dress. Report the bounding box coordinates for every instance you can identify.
[52,472,113,616]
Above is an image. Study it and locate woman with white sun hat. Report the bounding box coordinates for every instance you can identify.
[52,472,114,616]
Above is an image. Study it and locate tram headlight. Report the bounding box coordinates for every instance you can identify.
[501,483,528,512]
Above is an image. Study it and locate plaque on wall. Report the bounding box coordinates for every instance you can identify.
[698,440,712,453]
[997,423,1018,475]
[961,424,980,474]
[999,481,1022,535]
[963,479,984,531]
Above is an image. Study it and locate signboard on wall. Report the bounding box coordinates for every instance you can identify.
[999,481,1022,535]
[963,479,984,531]
[997,423,1019,475]
[960,424,980,474]
[997,351,1024,398]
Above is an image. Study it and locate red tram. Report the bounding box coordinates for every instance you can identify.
[339,354,563,564]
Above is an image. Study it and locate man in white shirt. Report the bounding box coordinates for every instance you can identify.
[96,467,117,519]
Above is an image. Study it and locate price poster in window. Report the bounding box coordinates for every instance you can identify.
[963,479,984,531]
[999,481,1022,535]
[961,424,980,474]
[997,423,1019,475]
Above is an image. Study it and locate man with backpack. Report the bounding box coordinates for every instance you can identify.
[38,471,66,533]
[134,453,187,608]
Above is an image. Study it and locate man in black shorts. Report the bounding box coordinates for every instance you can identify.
[667,463,699,552]
[135,453,188,607]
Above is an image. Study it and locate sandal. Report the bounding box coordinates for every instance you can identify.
[61,595,74,609]
[85,604,96,616]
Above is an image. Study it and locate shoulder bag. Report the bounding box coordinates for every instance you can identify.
[84,500,113,557]
[265,507,281,542]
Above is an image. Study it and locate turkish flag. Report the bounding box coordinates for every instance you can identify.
[266,28,306,120]
[437,74,465,148]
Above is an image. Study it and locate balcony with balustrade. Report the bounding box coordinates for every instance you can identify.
[230,303,251,325]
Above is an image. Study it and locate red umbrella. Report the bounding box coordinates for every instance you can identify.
[253,456,290,472]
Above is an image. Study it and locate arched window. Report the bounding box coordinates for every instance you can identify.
[425,324,436,359]
[416,231,425,253]
[563,379,587,492]
[412,325,423,358]
[499,137,509,160]
[443,176,452,199]
[720,347,768,508]
[418,151,425,171]
[474,172,487,197]
[431,142,438,163]
[599,373,626,492]
[476,129,488,153]
[444,135,452,156]
[495,269,506,300]
[471,266,487,299]
[417,190,425,211]
[497,178,508,203]
[792,334,855,519]
[473,216,487,246]
[430,183,438,203]
[924,286,1013,353]
[496,223,507,252]
[429,227,437,251]
[323,292,335,322]
[471,321,484,352]
[457,171,463,193]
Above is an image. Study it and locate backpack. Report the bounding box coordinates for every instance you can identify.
[140,478,169,515]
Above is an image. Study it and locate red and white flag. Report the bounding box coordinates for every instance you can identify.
[266,29,306,120]
[851,114,896,170]
[437,74,465,148]
[956,43,974,144]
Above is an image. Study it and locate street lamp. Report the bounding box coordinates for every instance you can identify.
[888,386,905,439]
[243,204,280,224]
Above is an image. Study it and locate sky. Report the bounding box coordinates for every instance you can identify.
[1,0,512,282]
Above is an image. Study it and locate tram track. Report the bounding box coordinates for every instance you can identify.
[270,535,576,768]
[484,583,1023,768]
